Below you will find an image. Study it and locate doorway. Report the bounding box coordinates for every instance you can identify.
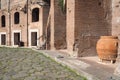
[14,33,20,45]
[1,34,6,45]
[31,32,37,46]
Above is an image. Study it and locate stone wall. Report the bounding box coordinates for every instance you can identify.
[112,0,120,56]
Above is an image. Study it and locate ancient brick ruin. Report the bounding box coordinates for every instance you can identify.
[0,0,120,57]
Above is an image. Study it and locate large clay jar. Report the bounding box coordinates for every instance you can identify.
[96,36,118,63]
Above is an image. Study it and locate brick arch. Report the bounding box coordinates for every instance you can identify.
[14,12,20,24]
[1,15,6,27]
[30,4,41,10]
[32,8,39,22]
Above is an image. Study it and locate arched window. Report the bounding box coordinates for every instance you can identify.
[1,15,5,27]
[14,12,20,24]
[32,8,39,22]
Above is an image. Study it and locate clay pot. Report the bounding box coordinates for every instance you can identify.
[96,36,118,63]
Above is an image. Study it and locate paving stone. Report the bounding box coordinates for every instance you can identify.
[24,76,37,80]
[28,69,35,74]
[34,72,44,76]
[114,63,120,76]
[12,71,28,79]
[0,48,85,80]
[22,65,32,71]
[34,66,44,71]
[14,65,22,72]
[2,75,11,80]
[5,70,17,76]
[0,74,3,80]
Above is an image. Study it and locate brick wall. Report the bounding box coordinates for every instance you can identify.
[50,0,66,50]
[10,7,27,46]
[1,0,8,9]
[67,0,112,57]
[0,0,50,47]
[0,10,9,45]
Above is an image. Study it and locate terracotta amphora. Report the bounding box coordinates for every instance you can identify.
[96,36,118,63]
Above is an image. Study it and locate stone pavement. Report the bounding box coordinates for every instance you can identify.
[0,48,86,80]
[36,49,120,80]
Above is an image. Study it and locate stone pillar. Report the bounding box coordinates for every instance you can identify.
[66,0,75,56]
[112,0,120,56]
[50,0,55,49]
[112,4,120,78]
[6,12,10,46]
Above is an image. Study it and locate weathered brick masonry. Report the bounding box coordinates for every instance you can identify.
[0,0,120,57]
[0,0,49,47]
[67,0,112,57]
[50,0,66,50]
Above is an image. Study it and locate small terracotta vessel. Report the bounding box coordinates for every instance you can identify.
[96,36,118,63]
